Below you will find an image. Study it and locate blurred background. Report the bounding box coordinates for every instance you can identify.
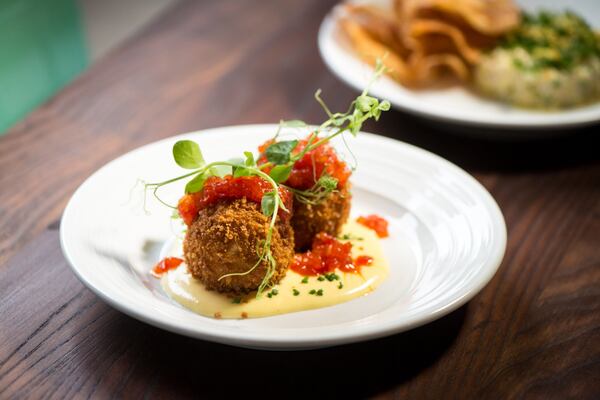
[0,0,174,134]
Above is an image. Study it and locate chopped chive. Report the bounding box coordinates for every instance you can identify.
[301,276,309,284]
[293,289,300,296]
[324,273,339,281]
[232,297,241,304]
[316,289,324,296]
[309,289,316,295]
[338,282,343,289]
[317,276,325,281]
[338,233,364,241]
[272,289,278,296]
[267,293,273,298]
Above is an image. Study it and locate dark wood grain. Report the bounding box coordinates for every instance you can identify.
[1,0,599,398]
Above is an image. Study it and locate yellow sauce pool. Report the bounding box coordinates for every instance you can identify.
[161,220,389,319]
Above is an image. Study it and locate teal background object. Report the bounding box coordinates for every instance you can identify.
[0,0,88,134]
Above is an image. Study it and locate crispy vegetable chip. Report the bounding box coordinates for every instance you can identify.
[403,0,520,36]
[340,18,413,83]
[338,0,520,86]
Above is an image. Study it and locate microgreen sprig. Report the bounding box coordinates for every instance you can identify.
[259,59,390,204]
[287,174,339,205]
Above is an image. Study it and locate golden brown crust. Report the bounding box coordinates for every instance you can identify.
[291,184,352,251]
[183,198,294,295]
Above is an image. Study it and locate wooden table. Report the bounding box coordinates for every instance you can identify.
[1,1,599,398]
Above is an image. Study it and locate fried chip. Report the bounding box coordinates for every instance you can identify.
[409,19,482,64]
[338,0,520,87]
[344,3,410,57]
[403,0,520,36]
[411,53,470,82]
[340,18,413,83]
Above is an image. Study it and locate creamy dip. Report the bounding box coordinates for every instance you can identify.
[475,11,600,109]
[161,220,389,319]
[475,48,600,109]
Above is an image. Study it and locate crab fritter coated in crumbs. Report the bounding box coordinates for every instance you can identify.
[292,184,351,251]
[184,198,294,294]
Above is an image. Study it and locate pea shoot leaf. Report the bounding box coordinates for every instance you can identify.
[244,151,255,166]
[317,175,338,190]
[185,172,208,193]
[265,140,298,164]
[233,165,252,178]
[261,191,276,217]
[269,164,292,183]
[173,140,205,169]
[356,96,373,112]
[210,165,232,177]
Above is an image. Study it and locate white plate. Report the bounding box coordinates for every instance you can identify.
[60,125,506,350]
[318,0,600,132]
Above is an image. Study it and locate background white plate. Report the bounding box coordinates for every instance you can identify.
[318,0,600,131]
[60,125,506,350]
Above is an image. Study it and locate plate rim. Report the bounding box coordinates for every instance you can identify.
[317,5,600,131]
[60,124,507,349]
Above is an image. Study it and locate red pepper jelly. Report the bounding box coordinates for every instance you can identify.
[177,175,293,226]
[356,214,389,238]
[152,257,183,277]
[258,134,351,190]
[354,255,374,267]
[290,232,375,276]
